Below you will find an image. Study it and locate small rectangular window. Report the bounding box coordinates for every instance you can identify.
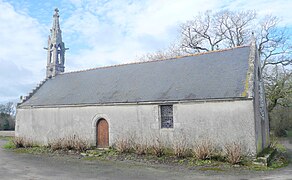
[160,105,173,128]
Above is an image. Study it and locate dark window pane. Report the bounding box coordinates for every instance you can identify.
[161,105,173,128]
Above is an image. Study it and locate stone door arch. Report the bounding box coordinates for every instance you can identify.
[96,119,109,148]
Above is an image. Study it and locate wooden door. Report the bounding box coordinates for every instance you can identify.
[96,119,109,148]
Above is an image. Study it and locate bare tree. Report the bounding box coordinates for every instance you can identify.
[181,11,221,53]
[138,43,185,62]
[180,10,292,70]
[219,10,256,47]
[140,10,292,73]
[180,10,256,53]
[257,15,292,71]
[183,10,292,70]
[0,102,15,116]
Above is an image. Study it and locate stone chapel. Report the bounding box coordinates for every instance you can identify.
[15,9,269,154]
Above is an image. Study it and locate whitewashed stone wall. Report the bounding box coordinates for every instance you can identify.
[15,99,258,154]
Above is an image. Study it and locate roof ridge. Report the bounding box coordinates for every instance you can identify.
[61,45,250,75]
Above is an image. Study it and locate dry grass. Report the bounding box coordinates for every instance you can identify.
[193,139,214,160]
[115,138,132,153]
[49,135,89,152]
[134,143,148,155]
[133,136,150,155]
[224,142,242,164]
[173,135,189,158]
[151,138,165,157]
[114,136,135,153]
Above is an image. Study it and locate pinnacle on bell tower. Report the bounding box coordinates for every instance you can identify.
[45,8,68,78]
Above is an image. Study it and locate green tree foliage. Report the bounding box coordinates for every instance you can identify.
[270,106,292,137]
[3,119,10,130]
[265,67,292,136]
[0,102,15,130]
[264,67,292,112]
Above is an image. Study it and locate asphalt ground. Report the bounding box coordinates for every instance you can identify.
[0,132,291,180]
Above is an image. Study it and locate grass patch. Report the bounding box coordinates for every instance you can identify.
[188,159,213,166]
[3,139,16,149]
[14,146,51,154]
[275,143,287,153]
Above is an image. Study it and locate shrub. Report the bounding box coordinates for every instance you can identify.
[151,138,165,157]
[49,135,89,152]
[224,142,242,164]
[134,143,148,155]
[173,135,189,158]
[114,137,133,153]
[14,137,34,148]
[13,137,24,148]
[193,139,214,160]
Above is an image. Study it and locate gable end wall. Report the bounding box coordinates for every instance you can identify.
[247,40,270,153]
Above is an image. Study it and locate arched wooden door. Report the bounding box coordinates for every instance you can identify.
[96,119,109,148]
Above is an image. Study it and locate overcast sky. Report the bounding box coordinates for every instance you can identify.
[0,0,291,103]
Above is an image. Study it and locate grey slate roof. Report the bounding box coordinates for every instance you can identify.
[20,46,251,106]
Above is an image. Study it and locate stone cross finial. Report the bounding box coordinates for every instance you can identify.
[54,8,59,18]
[251,31,255,39]
[251,31,256,45]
